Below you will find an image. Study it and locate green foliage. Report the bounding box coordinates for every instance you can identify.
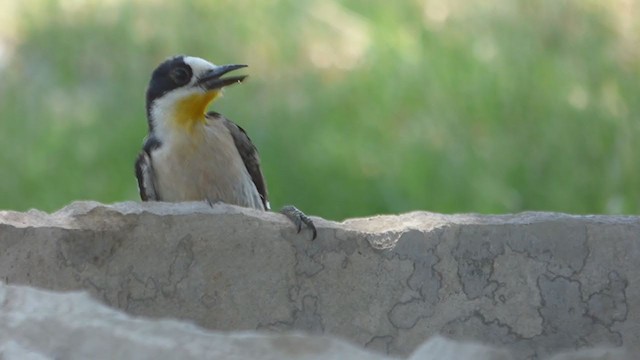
[1,0,639,219]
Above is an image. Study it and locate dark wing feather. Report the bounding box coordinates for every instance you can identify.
[134,135,161,201]
[212,112,270,210]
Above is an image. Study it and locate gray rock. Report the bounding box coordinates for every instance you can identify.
[1,283,628,360]
[0,201,638,359]
[0,283,389,360]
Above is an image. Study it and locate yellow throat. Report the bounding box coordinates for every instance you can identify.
[173,91,221,131]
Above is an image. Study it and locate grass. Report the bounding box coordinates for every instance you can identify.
[0,0,639,220]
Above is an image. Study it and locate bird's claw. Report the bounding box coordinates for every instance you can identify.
[280,205,317,240]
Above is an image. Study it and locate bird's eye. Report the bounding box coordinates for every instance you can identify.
[170,67,191,85]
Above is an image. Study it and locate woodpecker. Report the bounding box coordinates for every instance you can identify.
[135,55,316,239]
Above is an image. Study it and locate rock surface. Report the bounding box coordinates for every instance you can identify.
[0,282,629,360]
[0,201,638,359]
[0,282,388,360]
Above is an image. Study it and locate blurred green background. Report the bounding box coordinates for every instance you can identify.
[0,0,638,220]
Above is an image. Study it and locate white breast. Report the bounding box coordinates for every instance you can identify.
[150,119,265,210]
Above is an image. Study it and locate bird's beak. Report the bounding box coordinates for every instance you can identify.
[196,64,248,91]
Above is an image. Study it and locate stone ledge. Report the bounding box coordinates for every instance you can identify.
[0,282,391,360]
[0,280,629,360]
[0,201,638,359]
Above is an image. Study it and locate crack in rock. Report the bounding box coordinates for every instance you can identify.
[587,271,629,326]
[160,234,195,297]
[452,226,507,300]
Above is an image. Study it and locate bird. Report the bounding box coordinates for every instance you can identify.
[134,55,316,239]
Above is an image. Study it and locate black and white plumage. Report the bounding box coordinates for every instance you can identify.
[135,55,315,238]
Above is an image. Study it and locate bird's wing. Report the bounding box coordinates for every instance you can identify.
[212,112,270,210]
[134,136,161,201]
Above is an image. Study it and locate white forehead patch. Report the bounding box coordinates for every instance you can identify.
[184,56,217,79]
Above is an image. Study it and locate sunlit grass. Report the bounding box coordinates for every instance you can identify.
[0,0,639,219]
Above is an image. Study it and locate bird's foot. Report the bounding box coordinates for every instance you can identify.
[280,205,317,240]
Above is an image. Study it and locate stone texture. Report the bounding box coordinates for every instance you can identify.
[0,201,639,359]
[0,282,387,360]
[0,282,629,360]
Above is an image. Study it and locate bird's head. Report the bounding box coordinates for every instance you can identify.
[145,55,247,133]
